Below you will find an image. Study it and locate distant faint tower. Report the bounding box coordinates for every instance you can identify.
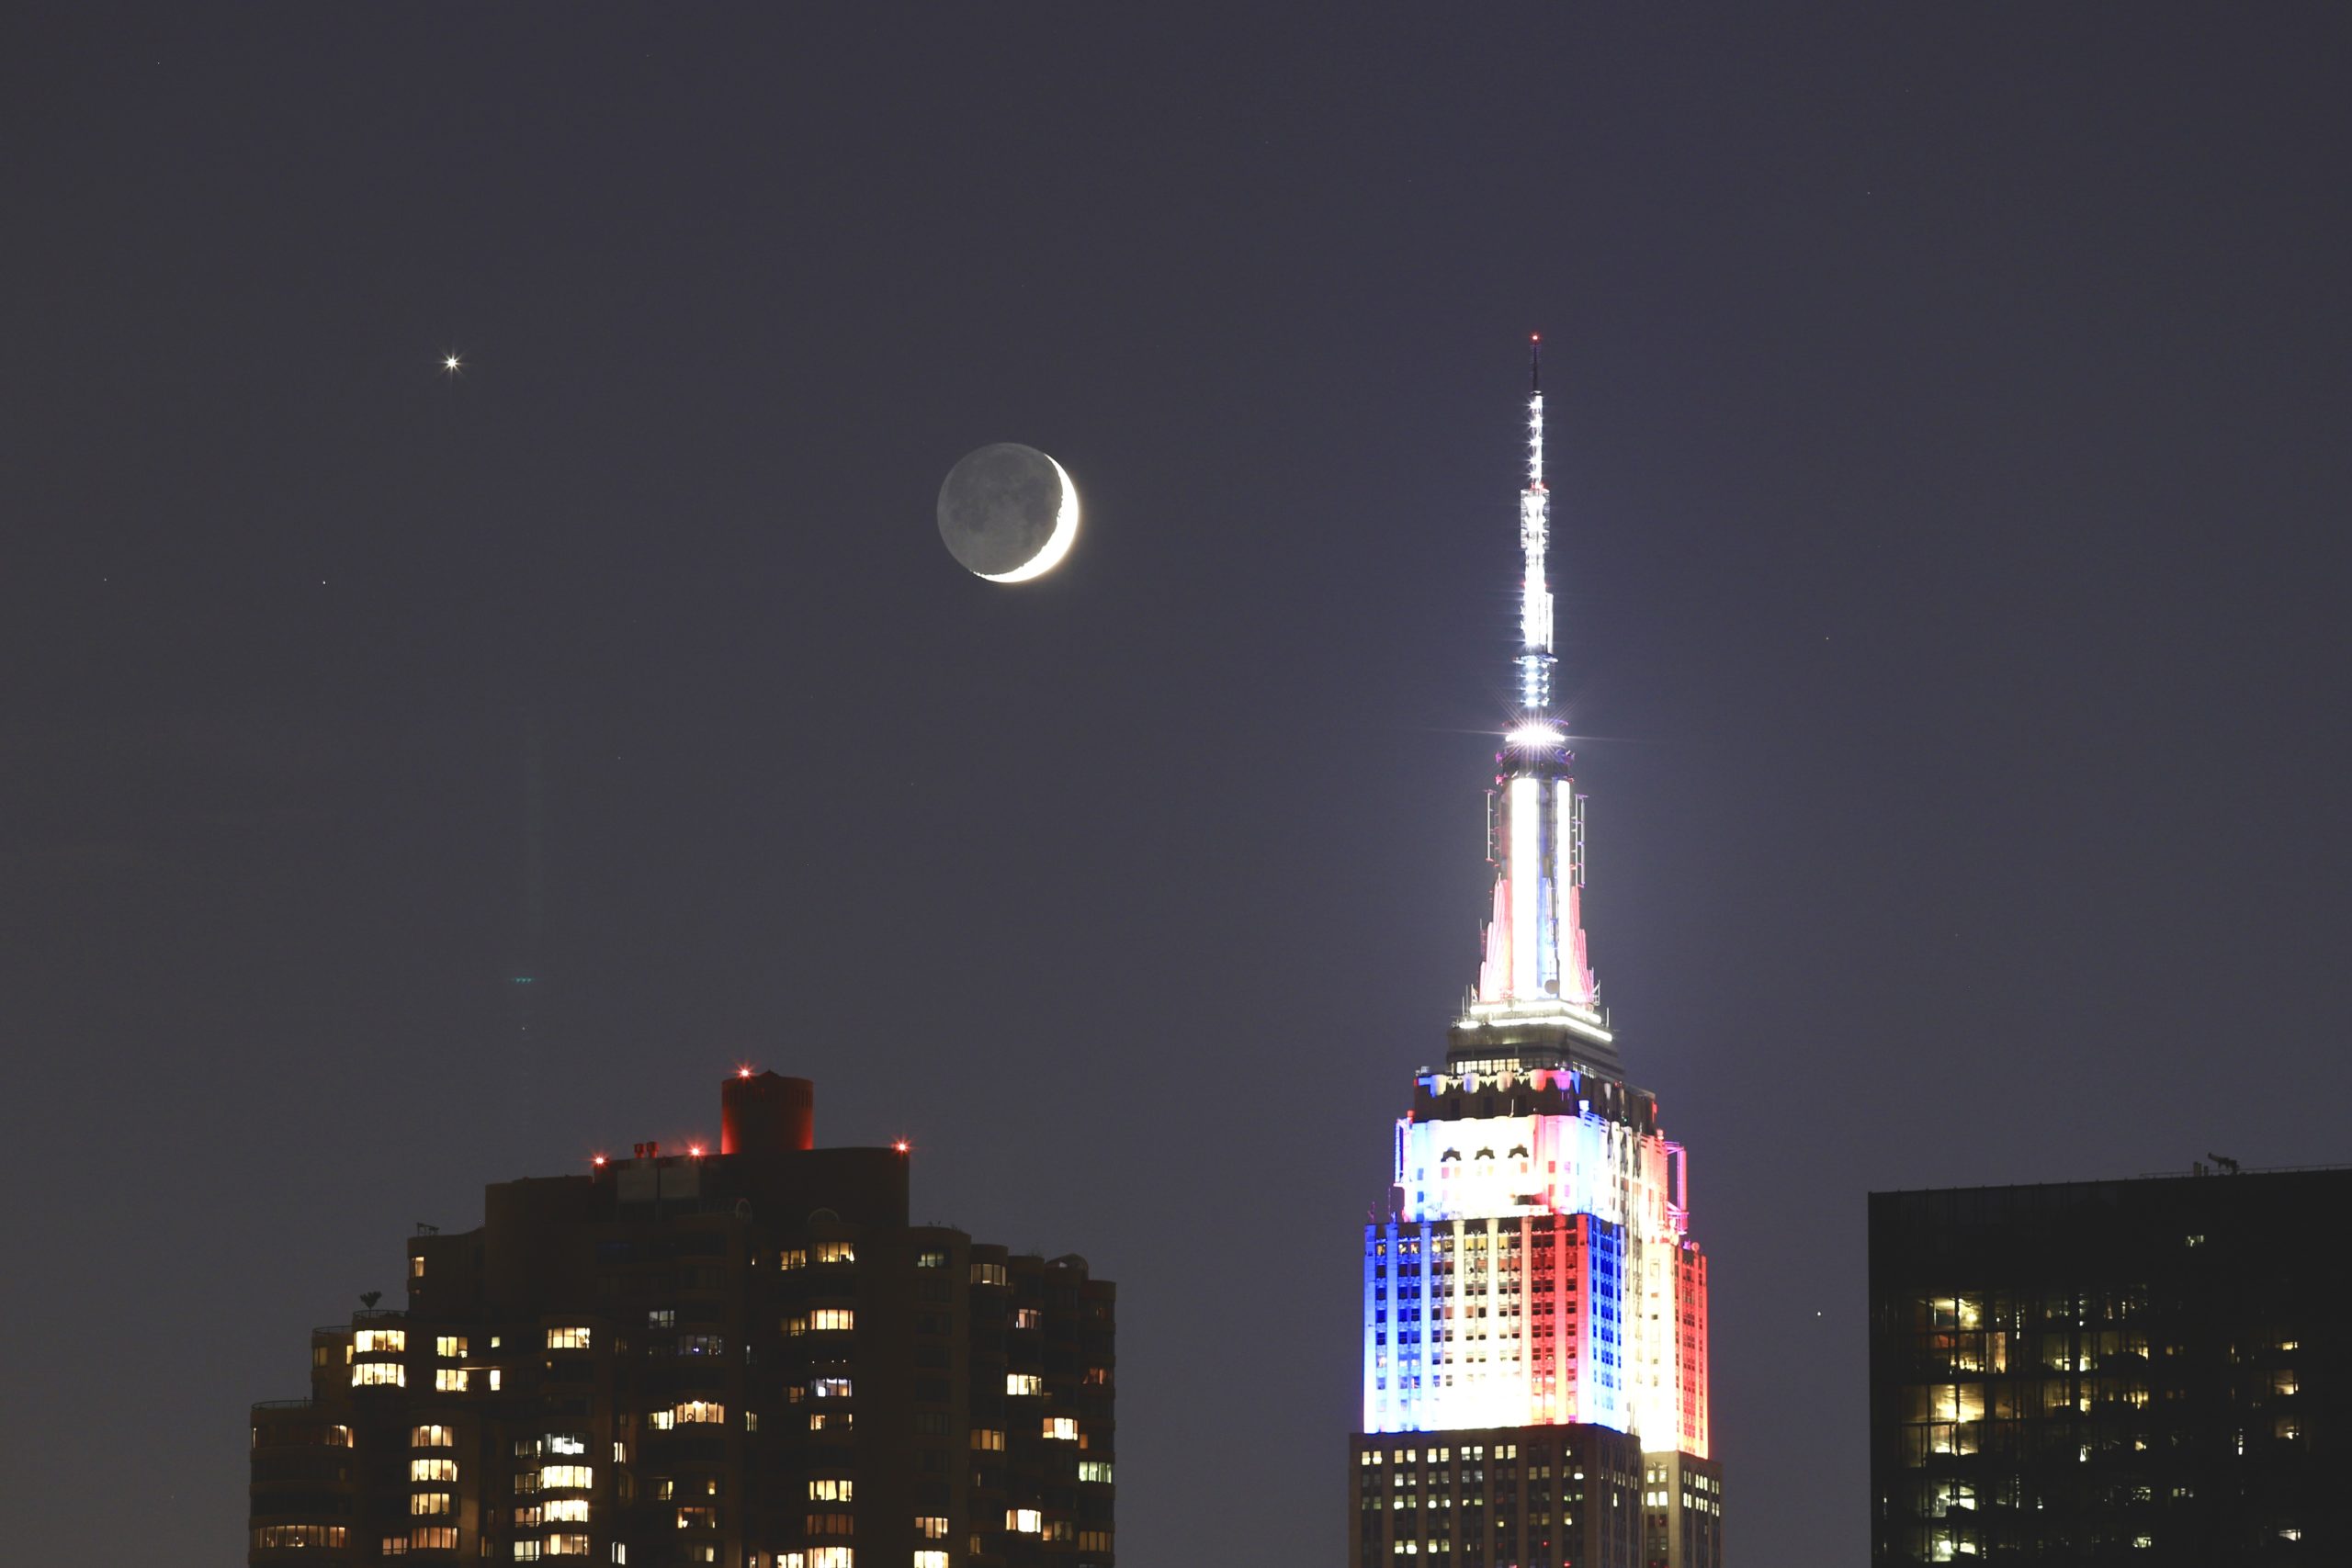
[506,706,546,1141]
[1347,342,1721,1568]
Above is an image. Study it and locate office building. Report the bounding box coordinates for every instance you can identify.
[1871,1168,2348,1563]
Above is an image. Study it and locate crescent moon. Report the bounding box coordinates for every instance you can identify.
[979,457,1080,582]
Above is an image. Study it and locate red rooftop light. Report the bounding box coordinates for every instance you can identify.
[591,1154,607,1168]
[687,1143,706,1158]
[893,1139,910,1154]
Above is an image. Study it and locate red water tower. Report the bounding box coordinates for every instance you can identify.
[720,1070,815,1155]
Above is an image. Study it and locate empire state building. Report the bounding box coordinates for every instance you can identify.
[1349,344,1723,1568]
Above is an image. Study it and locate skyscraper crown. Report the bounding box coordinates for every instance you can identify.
[1456,336,1609,1069]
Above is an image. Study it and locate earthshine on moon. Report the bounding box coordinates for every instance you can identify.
[936,443,1080,582]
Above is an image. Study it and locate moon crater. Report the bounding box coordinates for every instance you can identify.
[936,443,1080,582]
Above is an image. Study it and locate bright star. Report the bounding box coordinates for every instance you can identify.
[441,352,464,378]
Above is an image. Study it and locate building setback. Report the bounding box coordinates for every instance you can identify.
[248,1071,1114,1568]
[1870,1168,2348,1563]
[1349,344,1721,1568]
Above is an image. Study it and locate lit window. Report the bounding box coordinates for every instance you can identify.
[971,1262,1008,1287]
[544,1500,590,1523]
[809,1551,854,1568]
[969,1429,1005,1452]
[513,1546,540,1562]
[649,1411,675,1431]
[648,1309,676,1328]
[547,1326,593,1350]
[915,1554,948,1568]
[413,1426,456,1449]
[356,1328,408,1355]
[1044,1416,1078,1441]
[1007,1509,1042,1534]
[917,1250,948,1269]
[677,1506,718,1529]
[1006,1373,1042,1396]
[809,1309,855,1332]
[410,1494,453,1517]
[436,1369,470,1393]
[383,1536,410,1555]
[435,1336,469,1359]
[914,1516,948,1539]
[547,1536,592,1557]
[540,1465,594,1490]
[808,1412,850,1432]
[1079,1461,1114,1483]
[411,1528,458,1551]
[253,1526,350,1549]
[490,1369,502,1391]
[353,1362,407,1388]
[810,1479,854,1502]
[548,1435,587,1457]
[815,1241,855,1265]
[786,1316,808,1337]
[1013,1308,1041,1329]
[779,1250,808,1271]
[675,1401,727,1426]
[811,1379,852,1401]
[412,1459,459,1483]
[412,1256,426,1279]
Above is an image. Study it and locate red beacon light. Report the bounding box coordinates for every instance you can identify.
[736,1066,753,1078]
[591,1154,608,1168]
[687,1143,707,1159]
[893,1139,910,1155]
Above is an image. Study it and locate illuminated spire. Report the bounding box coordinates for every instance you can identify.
[1464,338,1604,1053]
[1359,343,1709,1469]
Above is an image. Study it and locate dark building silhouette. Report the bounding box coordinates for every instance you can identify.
[1870,1168,2349,1564]
[248,1072,1115,1568]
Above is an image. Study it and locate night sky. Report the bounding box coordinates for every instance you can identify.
[6,8,2350,1563]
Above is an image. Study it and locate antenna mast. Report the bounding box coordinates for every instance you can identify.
[1517,335,1555,715]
